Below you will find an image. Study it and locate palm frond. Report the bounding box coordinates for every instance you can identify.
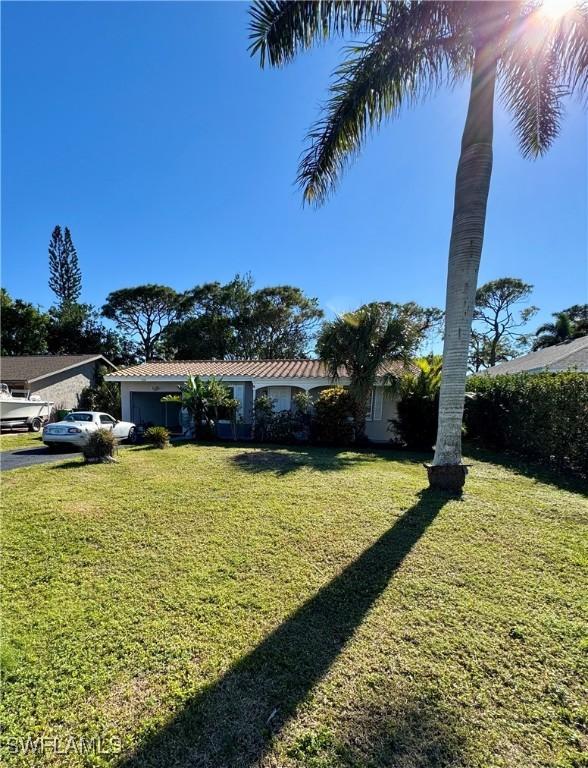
[534,322,557,335]
[248,1,383,68]
[500,39,566,158]
[551,2,588,96]
[296,3,471,204]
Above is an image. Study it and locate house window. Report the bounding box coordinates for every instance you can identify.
[224,384,245,419]
[365,389,375,421]
[268,386,291,412]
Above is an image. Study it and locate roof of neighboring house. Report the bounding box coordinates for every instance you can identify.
[484,336,588,376]
[0,354,116,385]
[105,358,413,381]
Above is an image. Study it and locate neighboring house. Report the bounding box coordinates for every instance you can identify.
[484,336,588,376]
[0,354,116,411]
[105,359,410,442]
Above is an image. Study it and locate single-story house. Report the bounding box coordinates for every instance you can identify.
[0,354,116,411]
[484,335,588,376]
[105,359,410,442]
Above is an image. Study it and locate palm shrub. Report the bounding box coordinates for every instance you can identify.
[311,387,354,446]
[82,428,118,463]
[249,1,588,490]
[392,357,442,451]
[145,426,171,449]
[162,376,237,439]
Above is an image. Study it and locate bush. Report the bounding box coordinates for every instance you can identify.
[82,428,117,463]
[79,382,121,418]
[311,387,354,446]
[145,425,170,448]
[465,372,588,477]
[392,358,441,451]
[253,395,304,444]
[393,394,439,451]
[253,395,275,442]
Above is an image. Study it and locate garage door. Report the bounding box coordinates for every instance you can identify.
[130,392,181,430]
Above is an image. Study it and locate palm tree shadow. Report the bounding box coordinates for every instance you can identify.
[116,489,449,767]
[230,446,421,476]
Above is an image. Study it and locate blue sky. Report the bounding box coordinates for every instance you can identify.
[2,1,586,338]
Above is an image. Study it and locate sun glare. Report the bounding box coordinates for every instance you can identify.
[539,0,577,19]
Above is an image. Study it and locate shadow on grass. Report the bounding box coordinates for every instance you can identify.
[49,459,87,470]
[230,444,428,476]
[116,488,449,768]
[294,692,470,768]
[463,444,587,495]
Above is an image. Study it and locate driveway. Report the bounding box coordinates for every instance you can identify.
[0,446,82,471]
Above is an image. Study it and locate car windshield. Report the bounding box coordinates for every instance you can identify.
[64,413,94,423]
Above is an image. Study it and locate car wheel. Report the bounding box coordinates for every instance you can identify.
[29,417,43,432]
[127,426,137,444]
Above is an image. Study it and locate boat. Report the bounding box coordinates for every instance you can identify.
[0,383,54,431]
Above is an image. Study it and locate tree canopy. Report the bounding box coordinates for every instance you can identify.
[164,275,323,360]
[469,277,538,371]
[102,285,188,361]
[0,289,48,355]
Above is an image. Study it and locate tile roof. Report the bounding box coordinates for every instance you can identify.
[105,359,412,380]
[0,354,114,384]
[484,335,588,375]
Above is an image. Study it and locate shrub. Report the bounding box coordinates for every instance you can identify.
[271,411,308,443]
[393,394,439,451]
[145,425,170,448]
[82,428,117,463]
[311,387,354,446]
[253,394,275,441]
[392,357,441,451]
[78,382,121,419]
[253,395,305,444]
[465,372,588,477]
[292,391,313,417]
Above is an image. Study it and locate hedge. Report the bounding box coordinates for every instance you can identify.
[465,372,588,477]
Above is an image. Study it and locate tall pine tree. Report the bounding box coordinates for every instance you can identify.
[48,225,82,305]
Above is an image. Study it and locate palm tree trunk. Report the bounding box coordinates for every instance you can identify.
[350,383,370,443]
[429,46,497,492]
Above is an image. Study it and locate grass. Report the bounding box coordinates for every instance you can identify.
[1,443,587,768]
[0,431,44,451]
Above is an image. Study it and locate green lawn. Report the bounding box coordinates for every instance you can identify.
[0,431,44,451]
[1,444,586,768]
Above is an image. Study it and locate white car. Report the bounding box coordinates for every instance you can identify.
[43,411,136,450]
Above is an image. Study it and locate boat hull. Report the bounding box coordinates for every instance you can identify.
[0,399,53,426]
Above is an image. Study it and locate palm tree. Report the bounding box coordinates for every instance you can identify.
[533,311,576,349]
[162,376,238,438]
[316,302,417,440]
[249,1,587,491]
